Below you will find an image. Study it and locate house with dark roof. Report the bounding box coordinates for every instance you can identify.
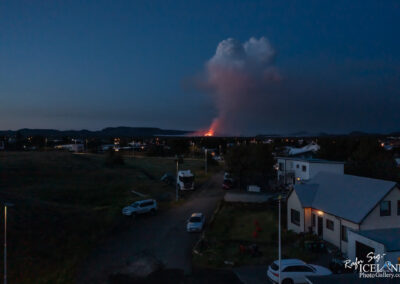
[276,157,344,185]
[287,172,400,262]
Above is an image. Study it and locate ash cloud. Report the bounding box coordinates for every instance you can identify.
[201,37,281,135]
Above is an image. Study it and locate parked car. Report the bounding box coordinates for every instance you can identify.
[329,253,354,274]
[122,199,157,216]
[222,179,234,189]
[186,213,205,232]
[267,259,332,284]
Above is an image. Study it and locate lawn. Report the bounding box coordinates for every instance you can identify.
[193,202,318,268]
[0,151,213,283]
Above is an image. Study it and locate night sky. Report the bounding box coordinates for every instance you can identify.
[1,1,399,135]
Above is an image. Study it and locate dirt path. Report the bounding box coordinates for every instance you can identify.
[77,172,224,283]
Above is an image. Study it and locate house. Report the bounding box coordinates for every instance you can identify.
[54,144,84,152]
[287,172,400,260]
[286,142,320,156]
[276,157,344,185]
[347,228,400,266]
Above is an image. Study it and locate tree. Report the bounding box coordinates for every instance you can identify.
[225,144,274,189]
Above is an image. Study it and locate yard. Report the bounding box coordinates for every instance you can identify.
[0,151,214,283]
[193,202,319,268]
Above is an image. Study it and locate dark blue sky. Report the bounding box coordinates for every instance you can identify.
[1,0,399,134]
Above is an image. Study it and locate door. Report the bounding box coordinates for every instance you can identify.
[317,216,323,237]
[356,241,375,264]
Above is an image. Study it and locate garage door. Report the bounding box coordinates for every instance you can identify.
[356,241,375,264]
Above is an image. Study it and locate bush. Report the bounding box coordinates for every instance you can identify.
[105,149,125,166]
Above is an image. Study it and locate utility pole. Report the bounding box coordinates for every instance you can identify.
[176,159,179,202]
[205,149,208,175]
[278,195,281,284]
[4,202,13,284]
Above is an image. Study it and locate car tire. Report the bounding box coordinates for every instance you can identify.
[282,279,293,284]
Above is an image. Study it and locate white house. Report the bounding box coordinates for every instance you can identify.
[347,228,400,266]
[276,157,344,185]
[287,172,400,263]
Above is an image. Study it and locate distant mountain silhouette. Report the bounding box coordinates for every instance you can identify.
[0,127,191,138]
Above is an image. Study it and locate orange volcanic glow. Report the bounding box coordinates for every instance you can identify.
[204,130,214,137]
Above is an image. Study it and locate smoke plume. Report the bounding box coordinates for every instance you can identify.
[200,37,280,136]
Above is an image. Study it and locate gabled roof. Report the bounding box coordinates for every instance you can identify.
[276,156,344,164]
[294,172,397,223]
[355,228,400,252]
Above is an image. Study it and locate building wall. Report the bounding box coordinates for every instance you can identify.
[340,219,360,255]
[309,163,344,179]
[287,191,305,233]
[277,158,344,184]
[308,209,358,254]
[361,187,400,230]
[347,230,386,265]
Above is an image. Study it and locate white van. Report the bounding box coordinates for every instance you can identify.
[122,199,157,216]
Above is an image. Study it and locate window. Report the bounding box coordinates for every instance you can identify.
[380,201,391,216]
[326,219,334,231]
[398,200,400,216]
[302,165,307,172]
[283,265,314,272]
[341,225,348,242]
[291,209,300,226]
[312,213,316,227]
[296,164,299,169]
[279,162,284,171]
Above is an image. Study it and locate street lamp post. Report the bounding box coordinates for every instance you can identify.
[3,202,13,284]
[278,195,281,284]
[205,149,208,175]
[176,159,179,202]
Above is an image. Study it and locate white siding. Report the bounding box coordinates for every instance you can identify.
[348,230,386,265]
[287,191,305,233]
[361,187,400,230]
[308,209,358,254]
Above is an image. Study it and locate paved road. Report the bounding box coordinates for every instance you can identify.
[77,172,224,283]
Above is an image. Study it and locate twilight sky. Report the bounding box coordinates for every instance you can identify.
[1,0,399,135]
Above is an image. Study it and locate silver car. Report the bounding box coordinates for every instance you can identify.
[186,213,205,232]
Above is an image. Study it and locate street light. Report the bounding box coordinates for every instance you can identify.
[278,195,281,284]
[205,149,208,175]
[3,202,13,284]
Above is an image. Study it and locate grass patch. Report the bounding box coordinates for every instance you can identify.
[193,202,318,268]
[0,151,216,283]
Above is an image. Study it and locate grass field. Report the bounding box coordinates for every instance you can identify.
[193,202,317,268]
[0,151,214,283]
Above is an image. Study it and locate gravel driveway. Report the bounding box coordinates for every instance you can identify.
[77,172,224,283]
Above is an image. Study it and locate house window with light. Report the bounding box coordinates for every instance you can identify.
[380,201,391,216]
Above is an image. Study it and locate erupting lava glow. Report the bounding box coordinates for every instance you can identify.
[204,129,214,137]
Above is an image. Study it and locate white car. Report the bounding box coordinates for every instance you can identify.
[186,213,205,232]
[267,259,332,284]
[122,199,157,216]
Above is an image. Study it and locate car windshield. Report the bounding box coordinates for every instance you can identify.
[132,203,139,208]
[179,176,194,183]
[189,216,202,223]
[270,263,279,271]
